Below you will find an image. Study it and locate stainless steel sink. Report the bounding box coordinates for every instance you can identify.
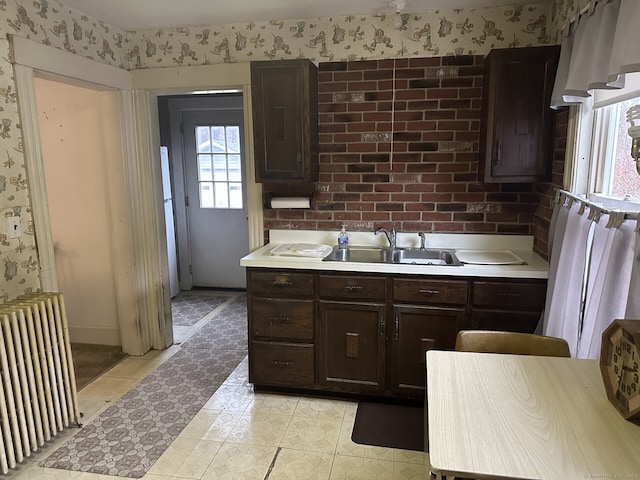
[391,248,461,266]
[323,246,392,263]
[323,246,461,266]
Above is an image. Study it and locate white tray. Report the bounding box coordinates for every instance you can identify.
[455,249,525,265]
[270,243,333,258]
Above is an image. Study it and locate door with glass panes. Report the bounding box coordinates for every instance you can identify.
[182,99,248,288]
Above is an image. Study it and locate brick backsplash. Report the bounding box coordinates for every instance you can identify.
[263,55,566,257]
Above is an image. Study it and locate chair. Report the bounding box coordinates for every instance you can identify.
[454,330,571,358]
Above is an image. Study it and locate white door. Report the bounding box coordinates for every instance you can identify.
[181,100,249,288]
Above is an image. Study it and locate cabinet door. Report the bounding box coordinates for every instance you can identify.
[318,301,385,393]
[480,46,559,183]
[250,59,318,182]
[389,305,464,395]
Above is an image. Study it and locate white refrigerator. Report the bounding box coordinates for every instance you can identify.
[161,146,180,298]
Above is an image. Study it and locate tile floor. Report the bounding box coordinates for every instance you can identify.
[12,297,431,480]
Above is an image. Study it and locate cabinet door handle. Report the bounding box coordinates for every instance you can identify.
[344,285,363,291]
[379,318,385,341]
[272,360,294,367]
[418,289,439,295]
[494,139,501,167]
[269,316,291,324]
[394,316,399,341]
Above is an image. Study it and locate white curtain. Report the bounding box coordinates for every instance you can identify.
[577,217,635,358]
[551,0,640,107]
[625,224,640,318]
[542,200,593,356]
[544,192,640,358]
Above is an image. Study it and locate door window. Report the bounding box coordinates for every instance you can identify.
[195,125,243,209]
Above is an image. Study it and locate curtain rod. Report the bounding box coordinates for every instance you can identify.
[555,190,640,229]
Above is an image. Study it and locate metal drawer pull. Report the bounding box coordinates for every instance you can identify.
[271,280,292,287]
[344,285,363,291]
[269,316,291,323]
[272,360,294,367]
[419,289,439,295]
[498,293,522,297]
[394,316,399,341]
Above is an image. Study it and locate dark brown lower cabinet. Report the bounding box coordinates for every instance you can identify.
[389,306,464,395]
[318,301,386,393]
[246,267,547,401]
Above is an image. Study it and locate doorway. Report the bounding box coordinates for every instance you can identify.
[33,75,133,346]
[160,93,249,290]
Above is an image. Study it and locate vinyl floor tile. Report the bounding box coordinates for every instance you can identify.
[268,448,334,480]
[200,442,277,480]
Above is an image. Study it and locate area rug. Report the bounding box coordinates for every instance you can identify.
[71,343,128,390]
[351,401,424,452]
[171,290,232,326]
[42,295,248,478]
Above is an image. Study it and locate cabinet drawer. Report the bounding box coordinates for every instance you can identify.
[471,310,541,334]
[250,341,314,386]
[318,274,387,301]
[473,281,546,310]
[251,298,314,340]
[394,278,468,305]
[250,270,314,296]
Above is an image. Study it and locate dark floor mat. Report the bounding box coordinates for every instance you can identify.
[351,401,424,452]
[71,343,128,390]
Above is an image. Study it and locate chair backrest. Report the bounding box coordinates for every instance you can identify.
[454,330,571,358]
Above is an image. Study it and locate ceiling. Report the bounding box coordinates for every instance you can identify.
[58,0,551,31]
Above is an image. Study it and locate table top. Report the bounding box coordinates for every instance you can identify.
[426,351,640,480]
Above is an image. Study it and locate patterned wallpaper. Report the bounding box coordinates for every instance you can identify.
[0,0,587,301]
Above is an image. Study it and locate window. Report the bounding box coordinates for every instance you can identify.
[590,98,640,201]
[195,125,243,209]
[572,73,640,212]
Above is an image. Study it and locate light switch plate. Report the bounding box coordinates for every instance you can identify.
[7,217,20,238]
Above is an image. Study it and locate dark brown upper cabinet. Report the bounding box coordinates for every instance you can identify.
[479,46,560,183]
[250,59,319,183]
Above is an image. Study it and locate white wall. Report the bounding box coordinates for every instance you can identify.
[34,77,128,345]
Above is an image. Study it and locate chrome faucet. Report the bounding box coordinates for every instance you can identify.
[375,223,397,249]
[418,232,426,250]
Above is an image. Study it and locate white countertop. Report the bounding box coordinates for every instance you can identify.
[240,230,549,279]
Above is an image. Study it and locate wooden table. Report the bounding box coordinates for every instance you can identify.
[426,351,640,479]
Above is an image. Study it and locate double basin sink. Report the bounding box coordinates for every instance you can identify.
[323,246,462,266]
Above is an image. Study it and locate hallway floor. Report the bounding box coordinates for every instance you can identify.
[14,293,430,480]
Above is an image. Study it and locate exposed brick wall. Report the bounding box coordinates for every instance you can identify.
[263,56,567,257]
[533,108,569,259]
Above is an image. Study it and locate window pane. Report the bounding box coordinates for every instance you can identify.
[198,154,213,181]
[211,126,226,153]
[611,100,640,197]
[214,182,229,208]
[226,126,241,153]
[196,127,211,153]
[228,155,241,181]
[229,182,243,208]
[199,182,214,208]
[213,154,228,181]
